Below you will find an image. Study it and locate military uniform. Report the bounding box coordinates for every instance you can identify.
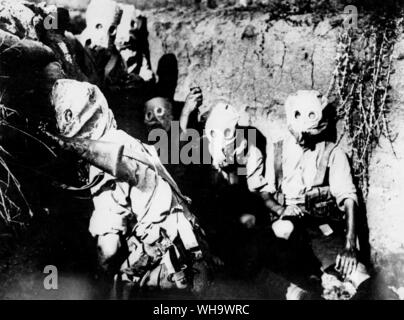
[51,79,210,294]
[266,133,357,210]
[266,133,361,271]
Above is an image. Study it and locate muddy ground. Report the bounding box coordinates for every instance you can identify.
[0,195,383,300]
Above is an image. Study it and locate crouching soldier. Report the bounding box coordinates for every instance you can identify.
[48,79,211,298]
[264,90,370,293]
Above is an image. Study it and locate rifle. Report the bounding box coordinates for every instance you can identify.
[43,131,190,203]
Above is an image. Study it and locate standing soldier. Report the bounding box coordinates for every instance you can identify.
[79,0,127,91]
[115,4,153,83]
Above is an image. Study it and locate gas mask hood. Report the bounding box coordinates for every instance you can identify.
[285,90,329,146]
[52,79,116,140]
[144,97,173,132]
[115,4,142,50]
[80,0,122,50]
[205,100,241,170]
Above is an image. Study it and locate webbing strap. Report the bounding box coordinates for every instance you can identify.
[273,141,337,191]
[274,140,283,192]
[104,53,119,80]
[312,142,337,187]
[54,171,105,192]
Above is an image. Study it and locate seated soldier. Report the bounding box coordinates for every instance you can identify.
[202,100,273,275]
[144,92,236,270]
[263,90,370,290]
[143,87,205,190]
[144,87,204,133]
[49,79,211,297]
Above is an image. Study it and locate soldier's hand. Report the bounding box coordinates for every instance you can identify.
[240,213,256,229]
[279,205,303,218]
[336,244,358,279]
[212,255,225,269]
[183,87,203,114]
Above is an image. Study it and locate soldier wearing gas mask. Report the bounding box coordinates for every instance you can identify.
[202,100,273,275]
[79,0,128,90]
[204,100,271,212]
[144,87,204,133]
[143,87,205,196]
[115,4,153,83]
[50,79,211,297]
[263,90,369,288]
[80,0,153,90]
[144,97,175,133]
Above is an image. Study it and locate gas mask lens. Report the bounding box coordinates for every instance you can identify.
[145,111,153,121]
[224,127,235,139]
[155,106,165,117]
[108,25,117,36]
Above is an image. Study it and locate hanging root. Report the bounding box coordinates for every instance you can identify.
[0,102,34,228]
[327,17,400,198]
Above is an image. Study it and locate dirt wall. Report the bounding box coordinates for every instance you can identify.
[366,32,404,298]
[147,9,340,141]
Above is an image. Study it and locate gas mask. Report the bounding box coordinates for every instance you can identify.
[52,79,116,140]
[285,90,329,147]
[115,4,137,51]
[115,4,148,74]
[80,0,122,50]
[144,97,173,132]
[115,6,138,54]
[205,101,242,170]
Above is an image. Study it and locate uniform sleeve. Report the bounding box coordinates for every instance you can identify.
[328,147,358,209]
[89,165,132,237]
[264,142,277,194]
[246,144,275,193]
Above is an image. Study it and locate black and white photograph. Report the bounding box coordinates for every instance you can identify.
[0,0,403,306]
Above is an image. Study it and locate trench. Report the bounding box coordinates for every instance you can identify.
[0,0,403,300]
